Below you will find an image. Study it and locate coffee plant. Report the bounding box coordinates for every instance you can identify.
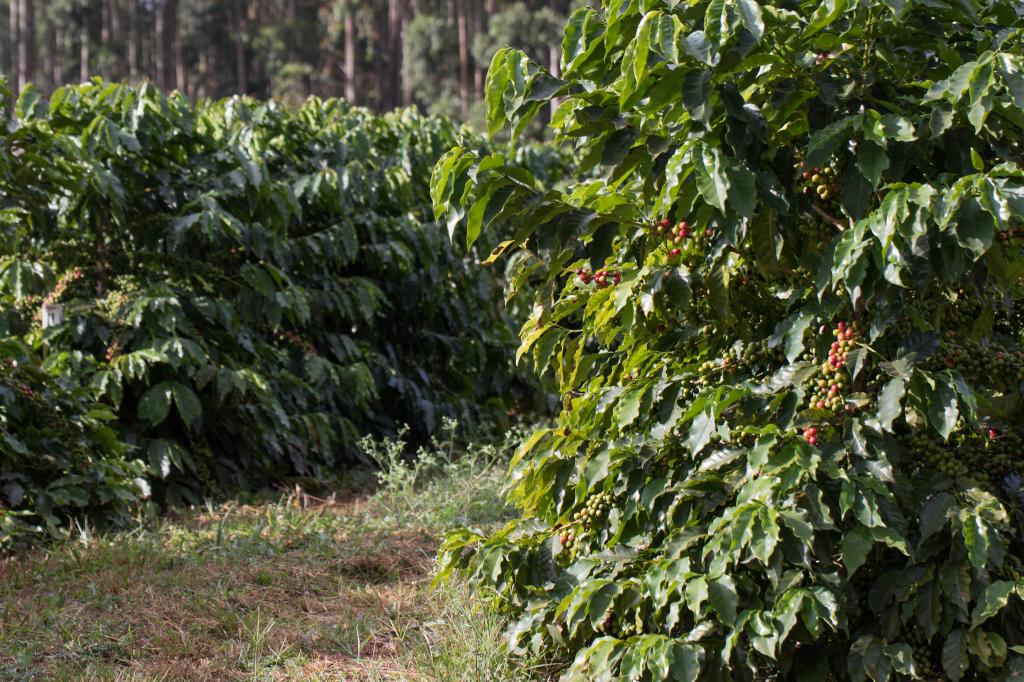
[0,80,547,517]
[434,1,1024,679]
[0,339,148,547]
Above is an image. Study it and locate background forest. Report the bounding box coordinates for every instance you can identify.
[0,0,587,124]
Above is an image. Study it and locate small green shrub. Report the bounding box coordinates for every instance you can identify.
[361,418,526,532]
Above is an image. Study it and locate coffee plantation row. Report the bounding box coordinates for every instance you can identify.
[432,0,1024,680]
[0,81,572,546]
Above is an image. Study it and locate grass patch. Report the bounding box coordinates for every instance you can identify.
[0,423,552,681]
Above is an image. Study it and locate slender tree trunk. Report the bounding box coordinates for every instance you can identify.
[0,1,6,80]
[128,0,139,82]
[0,2,6,82]
[344,10,356,104]
[9,0,18,93]
[198,33,210,98]
[249,2,263,96]
[140,2,149,82]
[484,0,497,103]
[44,13,56,89]
[154,0,165,89]
[80,9,91,82]
[18,0,34,91]
[456,0,470,118]
[53,22,64,84]
[400,3,412,105]
[110,0,123,47]
[181,8,192,98]
[104,0,123,82]
[375,5,388,111]
[549,0,562,78]
[162,0,178,90]
[389,0,404,109]
[473,0,484,100]
[233,0,246,94]
[549,0,562,119]
[101,0,110,67]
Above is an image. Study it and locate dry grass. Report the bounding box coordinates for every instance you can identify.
[0,431,553,681]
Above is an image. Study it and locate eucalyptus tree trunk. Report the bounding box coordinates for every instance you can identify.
[8,0,17,91]
[456,0,470,118]
[154,0,165,89]
[344,9,356,104]
[389,0,404,110]
[127,0,139,82]
[79,10,89,82]
[549,0,563,118]
[17,0,35,91]
[44,13,57,89]
[473,0,485,99]
[233,0,246,93]
[164,0,180,91]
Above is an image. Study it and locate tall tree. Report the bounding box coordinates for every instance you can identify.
[400,0,413,106]
[9,0,18,91]
[473,0,484,99]
[343,8,355,104]
[455,0,469,117]
[232,0,246,93]
[127,0,140,82]
[548,0,563,118]
[2,0,579,121]
[18,0,35,91]
[44,10,56,88]
[80,6,91,82]
[161,0,179,90]
[154,0,166,89]
[389,0,404,108]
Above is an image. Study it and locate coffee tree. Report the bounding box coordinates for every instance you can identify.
[433,1,1024,679]
[0,339,148,547]
[0,81,541,512]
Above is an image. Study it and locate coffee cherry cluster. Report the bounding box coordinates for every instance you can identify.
[825,320,858,371]
[573,491,613,527]
[808,374,848,412]
[804,321,858,412]
[574,267,621,288]
[960,428,1024,481]
[559,491,615,557]
[901,426,1024,484]
[653,218,714,259]
[602,609,646,639]
[937,338,1024,387]
[904,629,941,680]
[802,425,820,446]
[277,330,318,356]
[905,428,1024,481]
[798,165,840,202]
[558,527,578,550]
[695,340,785,386]
[906,432,966,478]
[105,338,122,363]
[997,227,1024,243]
[31,268,84,325]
